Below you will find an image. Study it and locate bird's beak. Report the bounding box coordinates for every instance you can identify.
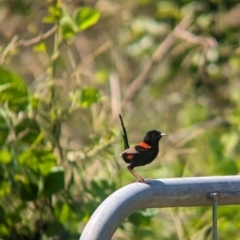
[161,133,166,137]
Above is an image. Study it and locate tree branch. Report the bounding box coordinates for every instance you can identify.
[121,14,193,109]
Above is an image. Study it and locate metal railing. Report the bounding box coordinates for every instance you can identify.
[79,176,240,240]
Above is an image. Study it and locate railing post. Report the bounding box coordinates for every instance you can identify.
[208,190,240,240]
[208,192,220,240]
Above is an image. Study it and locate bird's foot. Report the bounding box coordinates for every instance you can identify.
[135,178,153,184]
[136,179,146,184]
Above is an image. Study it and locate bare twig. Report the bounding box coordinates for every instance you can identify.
[0,36,18,64]
[86,137,116,158]
[15,26,57,48]
[121,14,193,109]
[165,116,224,161]
[0,26,57,64]
[174,28,217,49]
[72,40,113,79]
[167,116,224,147]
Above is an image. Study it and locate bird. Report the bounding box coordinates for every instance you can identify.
[120,130,166,183]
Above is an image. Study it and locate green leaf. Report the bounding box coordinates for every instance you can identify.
[156,1,181,20]
[55,202,84,223]
[0,114,9,147]
[55,202,71,223]
[33,42,47,52]
[43,15,56,23]
[74,7,100,31]
[45,221,66,237]
[0,182,11,197]
[95,69,109,84]
[140,208,159,218]
[0,150,11,164]
[128,209,156,227]
[80,88,101,108]
[42,166,64,196]
[43,6,63,23]
[18,149,57,175]
[15,118,41,144]
[20,181,38,201]
[29,95,39,110]
[0,165,5,182]
[85,179,116,206]
[221,132,239,156]
[0,205,5,223]
[60,15,76,39]
[0,68,28,112]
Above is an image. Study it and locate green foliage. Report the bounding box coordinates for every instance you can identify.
[74,7,101,31]
[59,6,100,39]
[128,209,159,227]
[60,15,76,39]
[79,88,101,108]
[19,149,57,175]
[0,0,240,239]
[0,115,9,147]
[0,150,11,164]
[42,167,65,196]
[0,68,28,112]
[20,181,38,201]
[43,6,63,23]
[15,118,41,144]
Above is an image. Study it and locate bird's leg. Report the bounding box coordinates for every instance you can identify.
[127,166,146,183]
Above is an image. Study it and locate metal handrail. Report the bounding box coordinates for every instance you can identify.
[79,176,240,240]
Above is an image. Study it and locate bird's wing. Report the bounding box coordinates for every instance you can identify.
[119,146,138,156]
[120,144,152,156]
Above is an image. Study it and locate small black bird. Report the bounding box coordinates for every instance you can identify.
[120,130,166,183]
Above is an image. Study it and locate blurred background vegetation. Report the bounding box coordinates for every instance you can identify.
[0,0,240,239]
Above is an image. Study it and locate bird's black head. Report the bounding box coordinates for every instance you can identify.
[143,130,166,145]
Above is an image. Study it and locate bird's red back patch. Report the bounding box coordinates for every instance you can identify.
[138,141,151,149]
[126,154,134,160]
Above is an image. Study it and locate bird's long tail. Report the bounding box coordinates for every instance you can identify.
[119,114,130,150]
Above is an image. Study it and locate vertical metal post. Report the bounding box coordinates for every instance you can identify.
[208,191,240,240]
[212,193,219,240]
[208,192,220,240]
